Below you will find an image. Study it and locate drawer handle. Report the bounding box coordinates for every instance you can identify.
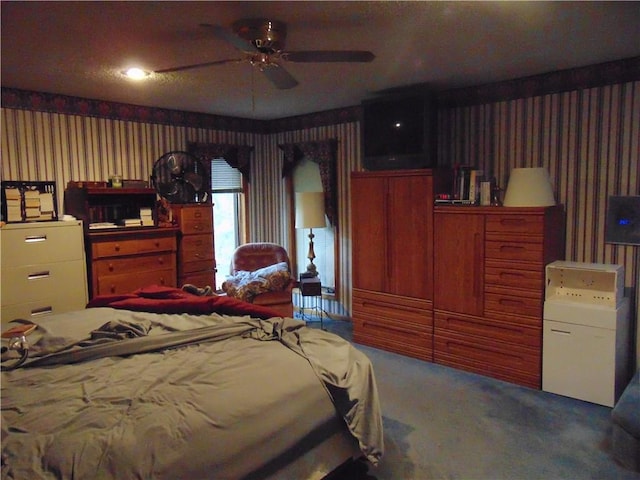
[114,244,121,252]
[499,271,525,279]
[28,271,50,280]
[362,320,414,336]
[159,277,166,285]
[499,245,525,252]
[30,306,53,316]
[110,285,116,293]
[25,235,47,243]
[155,241,161,247]
[500,218,527,226]
[157,257,165,265]
[194,224,202,231]
[195,253,202,259]
[108,263,114,272]
[550,328,571,335]
[499,298,525,307]
[194,211,202,218]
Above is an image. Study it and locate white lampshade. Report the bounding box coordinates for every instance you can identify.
[295,192,326,228]
[503,168,556,207]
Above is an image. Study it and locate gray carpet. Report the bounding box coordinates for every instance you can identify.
[308,318,639,480]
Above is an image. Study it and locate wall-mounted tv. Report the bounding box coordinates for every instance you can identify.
[362,92,437,171]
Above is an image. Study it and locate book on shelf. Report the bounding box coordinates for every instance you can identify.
[89,222,117,230]
[121,218,142,227]
[452,165,485,204]
[139,207,154,226]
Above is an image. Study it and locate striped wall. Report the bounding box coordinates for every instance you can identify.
[438,81,640,292]
[1,79,638,337]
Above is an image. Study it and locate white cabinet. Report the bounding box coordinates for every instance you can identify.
[542,262,631,407]
[1,221,88,323]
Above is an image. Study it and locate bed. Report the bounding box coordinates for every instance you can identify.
[1,286,384,480]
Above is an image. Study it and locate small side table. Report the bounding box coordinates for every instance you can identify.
[299,277,324,329]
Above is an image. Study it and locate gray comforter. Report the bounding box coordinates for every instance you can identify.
[1,308,383,479]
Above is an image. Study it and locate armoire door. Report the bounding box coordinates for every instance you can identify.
[387,173,433,299]
[351,175,387,292]
[434,211,484,316]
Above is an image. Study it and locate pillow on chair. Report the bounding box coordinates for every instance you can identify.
[222,262,291,303]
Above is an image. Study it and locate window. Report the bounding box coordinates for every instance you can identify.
[211,159,245,290]
[293,157,335,289]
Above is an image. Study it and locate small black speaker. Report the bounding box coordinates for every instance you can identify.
[605,195,640,245]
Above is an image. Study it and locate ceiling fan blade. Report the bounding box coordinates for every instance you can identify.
[260,64,299,89]
[155,58,242,74]
[284,50,375,63]
[201,23,258,53]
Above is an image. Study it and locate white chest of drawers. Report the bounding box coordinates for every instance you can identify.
[1,221,88,323]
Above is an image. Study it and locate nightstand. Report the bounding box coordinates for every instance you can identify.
[299,276,324,328]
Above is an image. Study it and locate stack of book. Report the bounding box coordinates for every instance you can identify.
[140,207,154,227]
[121,218,142,227]
[4,188,22,222]
[24,189,41,219]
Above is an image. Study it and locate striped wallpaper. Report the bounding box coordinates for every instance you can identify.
[438,81,639,290]
[1,79,638,331]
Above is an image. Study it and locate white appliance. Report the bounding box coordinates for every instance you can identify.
[542,261,631,407]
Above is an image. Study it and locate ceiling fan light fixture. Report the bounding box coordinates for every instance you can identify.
[122,67,151,80]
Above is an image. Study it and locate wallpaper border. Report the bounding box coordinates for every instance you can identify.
[2,56,638,131]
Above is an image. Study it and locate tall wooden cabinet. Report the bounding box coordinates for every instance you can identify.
[171,204,216,288]
[433,206,565,388]
[351,169,449,361]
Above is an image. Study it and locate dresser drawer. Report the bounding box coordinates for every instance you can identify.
[2,260,87,305]
[179,270,215,288]
[434,310,541,348]
[353,289,432,327]
[485,214,543,235]
[0,221,84,267]
[95,268,176,296]
[485,260,543,290]
[94,253,176,277]
[485,239,543,263]
[484,285,542,317]
[176,207,213,234]
[180,234,214,262]
[1,293,87,324]
[433,329,541,389]
[92,235,176,258]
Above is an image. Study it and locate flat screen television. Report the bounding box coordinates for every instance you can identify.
[362,92,436,170]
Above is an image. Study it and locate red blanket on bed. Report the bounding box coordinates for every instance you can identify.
[86,285,282,319]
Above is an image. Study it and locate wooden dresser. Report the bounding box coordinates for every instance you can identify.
[351,169,450,361]
[433,206,565,388]
[171,204,216,288]
[1,221,88,323]
[87,228,178,297]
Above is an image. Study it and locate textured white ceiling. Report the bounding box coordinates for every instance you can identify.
[2,1,639,119]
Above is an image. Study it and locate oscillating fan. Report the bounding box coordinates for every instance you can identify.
[151,151,209,204]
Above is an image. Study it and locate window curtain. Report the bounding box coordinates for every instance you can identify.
[279,139,338,227]
[187,142,254,182]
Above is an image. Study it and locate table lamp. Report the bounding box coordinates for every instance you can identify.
[503,167,556,207]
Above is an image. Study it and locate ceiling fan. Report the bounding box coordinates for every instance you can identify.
[154,18,375,89]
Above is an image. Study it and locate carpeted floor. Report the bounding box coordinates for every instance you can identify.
[307,317,640,480]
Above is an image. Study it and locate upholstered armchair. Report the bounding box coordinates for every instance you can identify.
[221,242,295,317]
